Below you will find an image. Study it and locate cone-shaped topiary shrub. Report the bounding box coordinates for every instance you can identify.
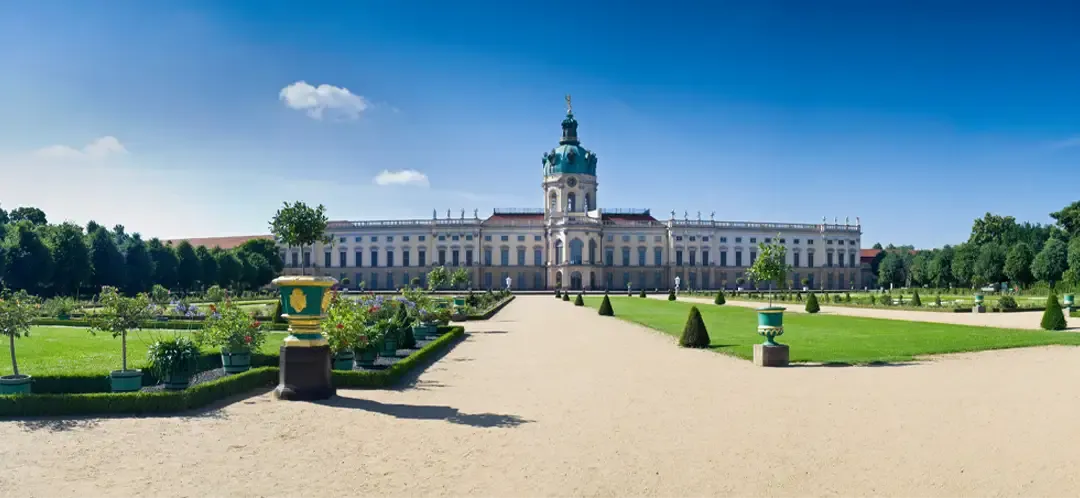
[678,306,711,348]
[935,295,942,307]
[555,289,561,299]
[668,289,676,301]
[805,292,820,313]
[562,292,570,302]
[714,291,725,305]
[911,290,922,307]
[574,293,584,306]
[396,303,416,349]
[1041,293,1067,330]
[639,289,647,298]
[598,293,614,316]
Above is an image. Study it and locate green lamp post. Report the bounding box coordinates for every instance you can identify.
[272,275,337,400]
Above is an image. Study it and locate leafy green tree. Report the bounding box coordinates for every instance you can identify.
[877,252,906,288]
[215,251,243,289]
[236,238,284,274]
[1050,201,1080,238]
[147,238,178,289]
[175,241,201,291]
[88,287,154,371]
[111,224,132,253]
[951,243,976,287]
[1031,238,1069,284]
[1040,294,1067,331]
[678,306,710,348]
[88,226,125,291]
[1068,237,1080,278]
[910,251,932,287]
[8,206,47,225]
[927,246,954,288]
[195,245,218,287]
[0,205,8,225]
[123,234,154,294]
[241,251,274,289]
[268,201,329,276]
[973,242,1006,286]
[450,268,471,290]
[427,266,449,291]
[968,213,1018,247]
[598,293,614,316]
[746,239,789,304]
[46,222,91,296]
[3,221,53,294]
[0,290,37,378]
[1004,242,1035,288]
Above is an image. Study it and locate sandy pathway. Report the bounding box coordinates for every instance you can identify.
[2,296,1079,497]
[662,294,1076,330]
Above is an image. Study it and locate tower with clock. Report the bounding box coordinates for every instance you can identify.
[542,95,599,218]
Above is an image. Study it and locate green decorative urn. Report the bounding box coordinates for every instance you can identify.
[271,276,337,401]
[974,294,985,305]
[1065,294,1075,310]
[756,306,786,345]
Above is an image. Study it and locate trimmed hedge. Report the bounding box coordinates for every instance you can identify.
[466,295,515,320]
[598,294,614,316]
[26,352,281,394]
[1,326,466,417]
[31,317,289,331]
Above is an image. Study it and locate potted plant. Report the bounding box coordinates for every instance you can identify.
[89,287,156,392]
[736,277,745,291]
[1,290,38,394]
[323,292,367,370]
[146,335,200,390]
[196,299,267,374]
[800,278,809,291]
[746,236,790,367]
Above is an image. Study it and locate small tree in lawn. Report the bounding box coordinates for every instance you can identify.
[746,238,789,307]
[427,266,449,292]
[639,289,646,298]
[1041,293,1067,331]
[911,290,922,307]
[598,293,614,316]
[668,289,676,301]
[450,268,471,290]
[89,286,155,373]
[805,292,820,313]
[0,290,38,383]
[678,306,711,348]
[714,291,726,305]
[269,201,330,276]
[574,293,584,306]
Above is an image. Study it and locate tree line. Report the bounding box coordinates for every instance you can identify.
[872,201,1080,290]
[0,205,283,297]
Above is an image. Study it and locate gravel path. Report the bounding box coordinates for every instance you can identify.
[2,296,1079,497]
[663,294,1076,330]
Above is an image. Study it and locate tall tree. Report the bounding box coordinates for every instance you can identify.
[968,213,1018,247]
[951,243,976,288]
[124,235,154,294]
[88,226,125,291]
[112,224,132,253]
[1004,242,1035,288]
[909,251,932,287]
[927,246,954,288]
[1050,200,1080,237]
[147,238,178,289]
[1031,238,1069,284]
[47,222,91,296]
[973,242,1006,286]
[195,245,218,287]
[174,241,202,291]
[8,206,47,225]
[269,201,329,276]
[215,251,243,288]
[877,252,906,288]
[0,204,8,225]
[240,252,274,289]
[3,221,53,294]
[236,238,283,274]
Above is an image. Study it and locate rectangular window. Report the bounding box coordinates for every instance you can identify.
[438,235,446,241]
[370,236,378,242]
[621,247,630,266]
[827,252,834,267]
[484,235,491,241]
[534,272,542,289]
[387,236,394,243]
[808,239,814,245]
[622,235,630,242]
[387,272,394,289]
[451,235,459,241]
[517,235,526,242]
[534,235,542,241]
[500,247,509,266]
[517,248,526,266]
[638,235,646,242]
[720,251,727,266]
[419,235,426,241]
[403,251,411,267]
[735,251,743,267]
[355,251,362,268]
[370,272,378,289]
[654,235,662,242]
[750,238,757,244]
[779,238,785,244]
[638,248,646,266]
[850,253,857,267]
[501,235,509,242]
[292,253,299,267]
[466,249,474,266]
[794,252,801,267]
[794,238,800,244]
[838,253,844,267]
[324,252,331,267]
[827,240,834,245]
[675,236,683,241]
[623,272,630,288]
[689,236,696,242]
[339,251,346,267]
[808,253,815,267]
[765,238,771,243]
[689,251,696,266]
[438,249,446,265]
[735,237,742,243]
[702,250,710,266]
[531,248,541,266]
[676,250,684,266]
[607,235,614,242]
[654,247,663,266]
[720,237,727,243]
[402,235,410,242]
[452,249,460,266]
[465,235,473,241]
[418,250,426,267]
[354,236,362,243]
[338,237,345,243]
[386,250,394,268]
[517,272,525,289]
[484,272,492,288]
[355,272,361,287]
[370,250,378,268]
[605,248,614,266]
[702,236,710,242]
[750,251,757,265]
[484,248,492,265]
[301,251,309,267]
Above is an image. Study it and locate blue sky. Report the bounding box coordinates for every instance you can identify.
[1,1,1078,248]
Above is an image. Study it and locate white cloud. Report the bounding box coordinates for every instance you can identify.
[373,169,430,187]
[279,81,369,120]
[33,136,128,160]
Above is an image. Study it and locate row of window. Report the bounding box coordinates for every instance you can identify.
[336,234,545,244]
[584,270,857,290]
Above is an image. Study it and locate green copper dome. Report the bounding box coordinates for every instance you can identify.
[543,110,598,176]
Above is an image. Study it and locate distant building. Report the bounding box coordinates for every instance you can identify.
[163,235,273,251]
[277,98,864,291]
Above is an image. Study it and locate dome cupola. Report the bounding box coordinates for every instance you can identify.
[543,95,598,176]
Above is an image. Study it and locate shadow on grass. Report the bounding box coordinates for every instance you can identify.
[318,397,531,428]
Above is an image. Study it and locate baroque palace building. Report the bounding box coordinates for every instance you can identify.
[279,99,864,291]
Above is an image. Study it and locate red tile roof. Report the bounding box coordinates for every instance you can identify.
[484,213,545,223]
[861,248,882,260]
[164,235,274,250]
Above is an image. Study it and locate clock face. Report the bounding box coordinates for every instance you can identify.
[566,177,577,188]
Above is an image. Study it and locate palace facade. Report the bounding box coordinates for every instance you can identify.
[280,101,863,291]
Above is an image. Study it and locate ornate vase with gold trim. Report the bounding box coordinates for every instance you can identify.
[271,276,337,401]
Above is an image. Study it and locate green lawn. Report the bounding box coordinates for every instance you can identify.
[585,296,1080,364]
[0,327,288,377]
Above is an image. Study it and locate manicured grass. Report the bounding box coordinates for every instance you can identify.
[585,296,1080,364]
[0,326,288,377]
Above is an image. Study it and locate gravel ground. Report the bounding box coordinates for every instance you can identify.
[2,296,1079,497]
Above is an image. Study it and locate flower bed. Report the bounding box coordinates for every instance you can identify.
[30,317,289,331]
[466,295,515,320]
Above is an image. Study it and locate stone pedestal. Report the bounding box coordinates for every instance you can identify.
[972,304,985,314]
[753,343,789,367]
[273,345,335,401]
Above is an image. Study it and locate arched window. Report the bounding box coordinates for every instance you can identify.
[555,239,564,264]
[588,239,597,264]
[584,193,591,211]
[549,192,558,212]
[567,192,576,212]
[570,239,584,264]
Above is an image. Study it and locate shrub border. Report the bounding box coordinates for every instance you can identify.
[30,317,290,331]
[0,326,466,418]
[466,295,516,320]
